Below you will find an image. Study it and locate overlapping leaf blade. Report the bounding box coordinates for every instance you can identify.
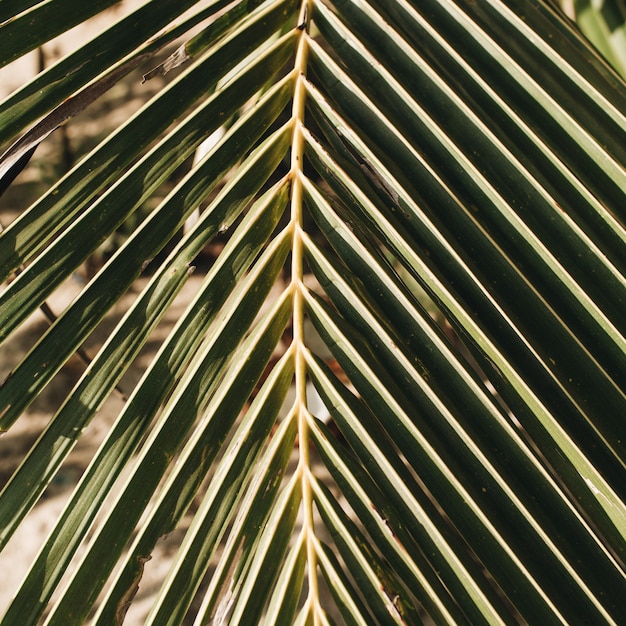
[0,0,624,623]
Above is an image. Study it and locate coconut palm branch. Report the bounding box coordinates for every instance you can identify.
[0,0,625,623]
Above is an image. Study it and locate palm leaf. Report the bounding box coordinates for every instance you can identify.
[0,0,625,623]
[566,0,626,78]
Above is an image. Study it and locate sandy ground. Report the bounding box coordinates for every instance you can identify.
[0,273,205,622]
[0,2,225,621]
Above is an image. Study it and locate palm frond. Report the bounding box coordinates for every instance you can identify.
[0,0,625,623]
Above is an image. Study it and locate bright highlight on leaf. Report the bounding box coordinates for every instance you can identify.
[0,0,625,624]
